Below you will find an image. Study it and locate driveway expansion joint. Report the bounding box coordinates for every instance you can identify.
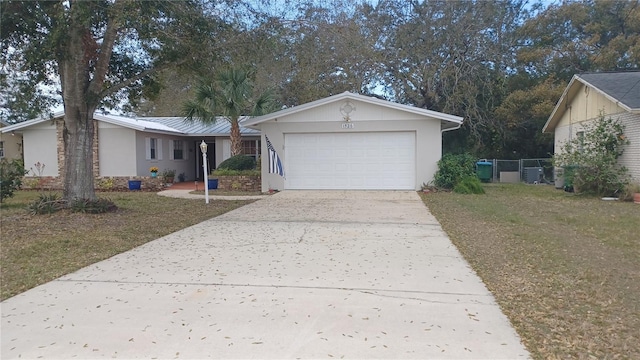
[54,278,493,299]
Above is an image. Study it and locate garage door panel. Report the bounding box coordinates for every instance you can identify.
[285,132,415,190]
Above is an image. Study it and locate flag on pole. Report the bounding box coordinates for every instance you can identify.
[265,135,285,178]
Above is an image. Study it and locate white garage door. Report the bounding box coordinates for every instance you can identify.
[284,132,415,190]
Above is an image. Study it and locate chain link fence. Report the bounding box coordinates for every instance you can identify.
[478,158,554,184]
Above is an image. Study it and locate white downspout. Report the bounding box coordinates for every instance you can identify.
[441,121,463,134]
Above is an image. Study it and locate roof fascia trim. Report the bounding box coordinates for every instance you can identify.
[0,111,65,133]
[542,76,578,133]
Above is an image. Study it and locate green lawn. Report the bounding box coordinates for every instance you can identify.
[422,183,640,359]
[0,191,253,300]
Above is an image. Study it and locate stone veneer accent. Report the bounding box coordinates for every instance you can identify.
[22,176,165,192]
[215,175,261,192]
[95,177,164,191]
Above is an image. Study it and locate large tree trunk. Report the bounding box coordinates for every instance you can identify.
[230,118,242,156]
[61,106,97,201]
[58,21,98,201]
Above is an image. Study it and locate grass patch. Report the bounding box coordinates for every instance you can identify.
[422,183,640,359]
[0,191,254,300]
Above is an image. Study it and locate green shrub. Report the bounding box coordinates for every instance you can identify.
[0,158,27,202]
[27,193,66,214]
[453,176,485,194]
[211,169,260,176]
[217,155,256,171]
[434,153,476,189]
[553,114,630,196]
[70,198,117,214]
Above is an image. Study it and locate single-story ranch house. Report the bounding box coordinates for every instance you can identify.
[0,111,260,189]
[543,72,640,183]
[1,92,463,191]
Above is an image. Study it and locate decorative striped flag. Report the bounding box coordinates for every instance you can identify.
[265,135,285,178]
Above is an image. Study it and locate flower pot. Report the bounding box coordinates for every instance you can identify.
[128,180,142,190]
[634,192,640,204]
[151,172,158,178]
[207,179,218,190]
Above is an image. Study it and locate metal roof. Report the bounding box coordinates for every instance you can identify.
[139,116,260,136]
[0,112,259,136]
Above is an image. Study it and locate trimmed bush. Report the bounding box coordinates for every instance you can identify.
[453,176,485,194]
[434,153,476,189]
[211,169,260,176]
[217,155,256,171]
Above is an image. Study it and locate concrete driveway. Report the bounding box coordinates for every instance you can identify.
[1,191,529,359]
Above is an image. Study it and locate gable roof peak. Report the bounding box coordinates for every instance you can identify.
[542,71,640,133]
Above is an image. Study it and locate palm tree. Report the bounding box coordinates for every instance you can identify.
[183,68,276,156]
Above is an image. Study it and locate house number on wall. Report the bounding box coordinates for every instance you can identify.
[341,123,355,129]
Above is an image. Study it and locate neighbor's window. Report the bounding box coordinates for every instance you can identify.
[241,140,260,160]
[173,140,184,160]
[0,141,4,158]
[146,137,162,160]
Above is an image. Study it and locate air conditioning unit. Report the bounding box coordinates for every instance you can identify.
[524,167,543,184]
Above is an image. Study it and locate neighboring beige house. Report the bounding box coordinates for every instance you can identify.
[245,91,463,191]
[543,72,640,182]
[0,120,23,161]
[0,112,260,187]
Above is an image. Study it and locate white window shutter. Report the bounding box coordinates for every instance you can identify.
[145,137,151,160]
[157,138,163,160]
[184,141,188,160]
[169,140,174,160]
[222,139,231,161]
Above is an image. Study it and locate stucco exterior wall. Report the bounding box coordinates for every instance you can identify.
[259,100,444,192]
[22,121,58,176]
[135,132,196,180]
[98,122,137,176]
[275,100,432,123]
